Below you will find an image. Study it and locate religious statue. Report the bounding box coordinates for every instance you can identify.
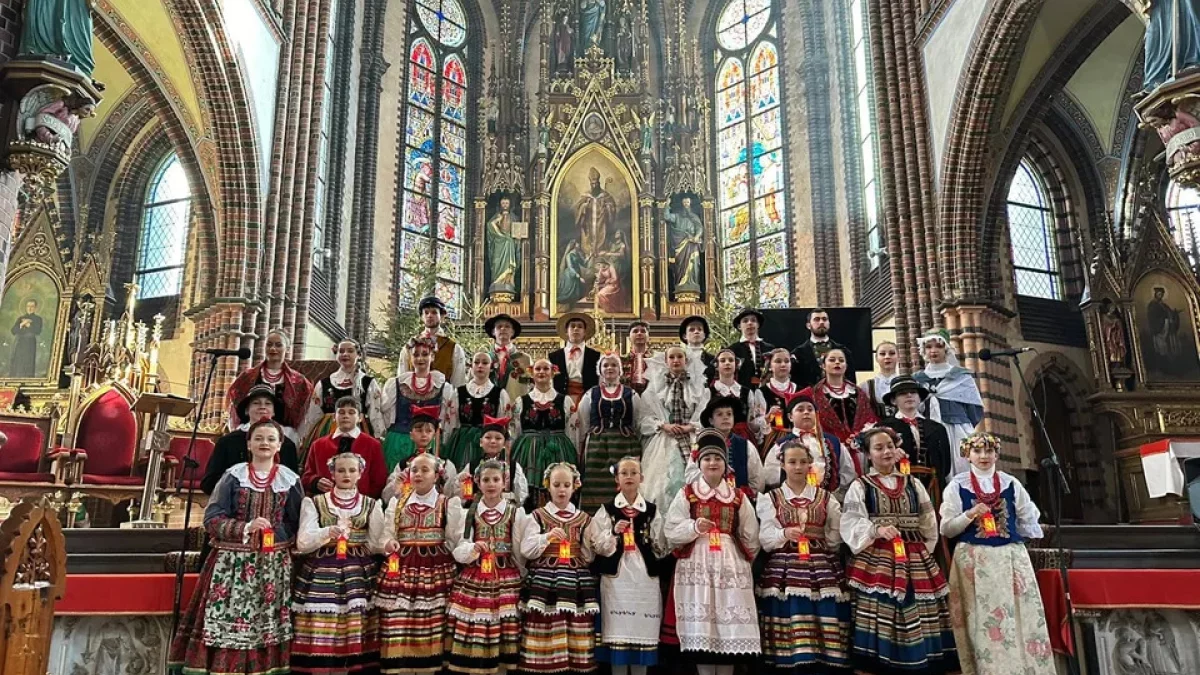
[486,195,521,299]
[1153,103,1200,166]
[575,166,617,258]
[25,96,94,150]
[19,0,96,76]
[553,6,574,73]
[579,0,606,54]
[615,4,634,72]
[1100,300,1129,366]
[1140,0,1200,91]
[665,196,704,298]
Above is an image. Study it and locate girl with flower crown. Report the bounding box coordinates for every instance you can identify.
[300,339,385,455]
[292,452,386,674]
[841,426,957,674]
[519,462,600,674]
[379,337,455,472]
[511,358,580,509]
[373,452,466,675]
[168,419,303,675]
[941,432,1053,675]
[578,352,646,512]
[441,350,512,471]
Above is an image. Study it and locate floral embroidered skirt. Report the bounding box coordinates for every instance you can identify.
[510,430,576,509]
[756,547,851,670]
[580,430,641,513]
[167,547,293,675]
[947,542,1055,675]
[290,547,379,674]
[441,424,485,471]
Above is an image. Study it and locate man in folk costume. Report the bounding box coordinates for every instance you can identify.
[622,320,654,395]
[726,308,774,391]
[397,295,468,387]
[879,375,953,506]
[549,312,601,406]
[913,328,984,477]
[226,328,314,446]
[485,313,531,401]
[680,315,716,384]
[790,308,854,390]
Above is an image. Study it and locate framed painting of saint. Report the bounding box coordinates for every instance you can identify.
[1134,270,1200,382]
[0,268,62,383]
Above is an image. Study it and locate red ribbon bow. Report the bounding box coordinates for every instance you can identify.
[483,414,512,427]
[411,404,441,420]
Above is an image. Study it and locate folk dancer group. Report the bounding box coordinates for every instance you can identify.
[174,299,1051,675]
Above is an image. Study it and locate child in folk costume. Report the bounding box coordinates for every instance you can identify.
[868,341,900,418]
[456,416,529,508]
[292,452,387,675]
[664,430,762,674]
[301,396,388,499]
[586,457,667,675]
[764,395,859,500]
[578,352,646,512]
[801,348,878,476]
[841,427,957,674]
[684,395,764,496]
[511,358,580,509]
[681,315,717,384]
[374,453,466,675]
[446,459,531,674]
[382,407,459,502]
[708,348,768,448]
[756,439,850,673]
[761,349,800,453]
[641,345,709,508]
[442,351,512,470]
[301,339,385,451]
[940,433,1054,675]
[519,463,601,674]
[914,329,984,476]
[168,420,303,675]
[379,337,455,472]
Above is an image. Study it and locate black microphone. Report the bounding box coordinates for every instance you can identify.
[201,347,253,359]
[978,346,1035,361]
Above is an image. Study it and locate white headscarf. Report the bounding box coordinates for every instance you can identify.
[917,330,959,375]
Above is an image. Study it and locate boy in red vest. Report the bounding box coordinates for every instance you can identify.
[301,395,387,498]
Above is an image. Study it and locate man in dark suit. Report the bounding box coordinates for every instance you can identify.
[549,312,601,406]
[790,308,854,389]
[879,375,952,500]
[726,308,774,390]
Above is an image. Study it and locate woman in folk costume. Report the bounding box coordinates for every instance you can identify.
[586,456,667,675]
[757,439,850,674]
[760,348,800,454]
[914,329,984,477]
[640,345,709,508]
[292,452,386,675]
[445,459,531,674]
[301,339,385,450]
[941,433,1054,675]
[379,337,455,472]
[455,416,528,508]
[577,352,646,513]
[168,420,303,675]
[841,426,957,675]
[373,453,466,675]
[802,348,878,476]
[663,430,762,674]
[441,350,512,470]
[519,462,601,674]
[708,347,768,446]
[511,358,580,509]
[226,328,314,446]
[868,340,900,418]
[763,394,859,501]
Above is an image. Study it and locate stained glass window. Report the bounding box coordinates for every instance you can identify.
[136,154,192,299]
[313,0,339,273]
[714,0,790,306]
[1006,159,1061,300]
[849,0,882,270]
[1166,182,1200,269]
[398,0,469,316]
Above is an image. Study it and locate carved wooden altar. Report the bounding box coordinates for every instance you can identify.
[0,500,66,675]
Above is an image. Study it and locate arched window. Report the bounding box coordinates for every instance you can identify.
[397,0,469,317]
[713,0,791,307]
[1166,182,1200,267]
[849,0,881,268]
[136,153,192,299]
[312,0,340,272]
[1006,159,1061,300]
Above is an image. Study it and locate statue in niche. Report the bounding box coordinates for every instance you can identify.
[1139,0,1200,91]
[615,2,634,72]
[1099,299,1129,366]
[665,195,704,298]
[486,194,522,300]
[579,0,606,55]
[575,167,617,259]
[553,6,574,73]
[19,0,95,76]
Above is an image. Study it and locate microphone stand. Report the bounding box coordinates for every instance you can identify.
[1009,350,1081,675]
[171,351,222,638]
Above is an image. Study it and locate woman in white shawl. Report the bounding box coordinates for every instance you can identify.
[912,329,984,476]
[640,345,710,509]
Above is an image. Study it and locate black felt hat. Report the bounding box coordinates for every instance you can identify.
[418,296,448,314]
[731,308,765,329]
[679,315,710,342]
[237,384,284,423]
[484,313,522,339]
[883,375,929,406]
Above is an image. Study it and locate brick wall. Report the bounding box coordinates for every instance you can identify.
[0,0,24,286]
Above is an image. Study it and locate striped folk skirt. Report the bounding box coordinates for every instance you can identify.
[519,562,600,673]
[372,544,455,674]
[444,554,522,674]
[580,430,642,513]
[846,539,958,675]
[756,547,851,672]
[510,431,578,510]
[290,547,379,675]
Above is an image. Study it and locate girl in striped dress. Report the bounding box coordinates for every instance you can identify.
[446,459,530,674]
[578,353,645,512]
[373,453,466,674]
[292,452,386,674]
[518,462,600,674]
[756,439,850,673]
[841,426,957,674]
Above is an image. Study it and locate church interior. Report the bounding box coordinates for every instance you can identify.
[2,0,1200,673]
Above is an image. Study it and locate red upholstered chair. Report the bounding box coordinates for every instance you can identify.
[0,406,62,500]
[74,385,145,503]
[163,430,219,491]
